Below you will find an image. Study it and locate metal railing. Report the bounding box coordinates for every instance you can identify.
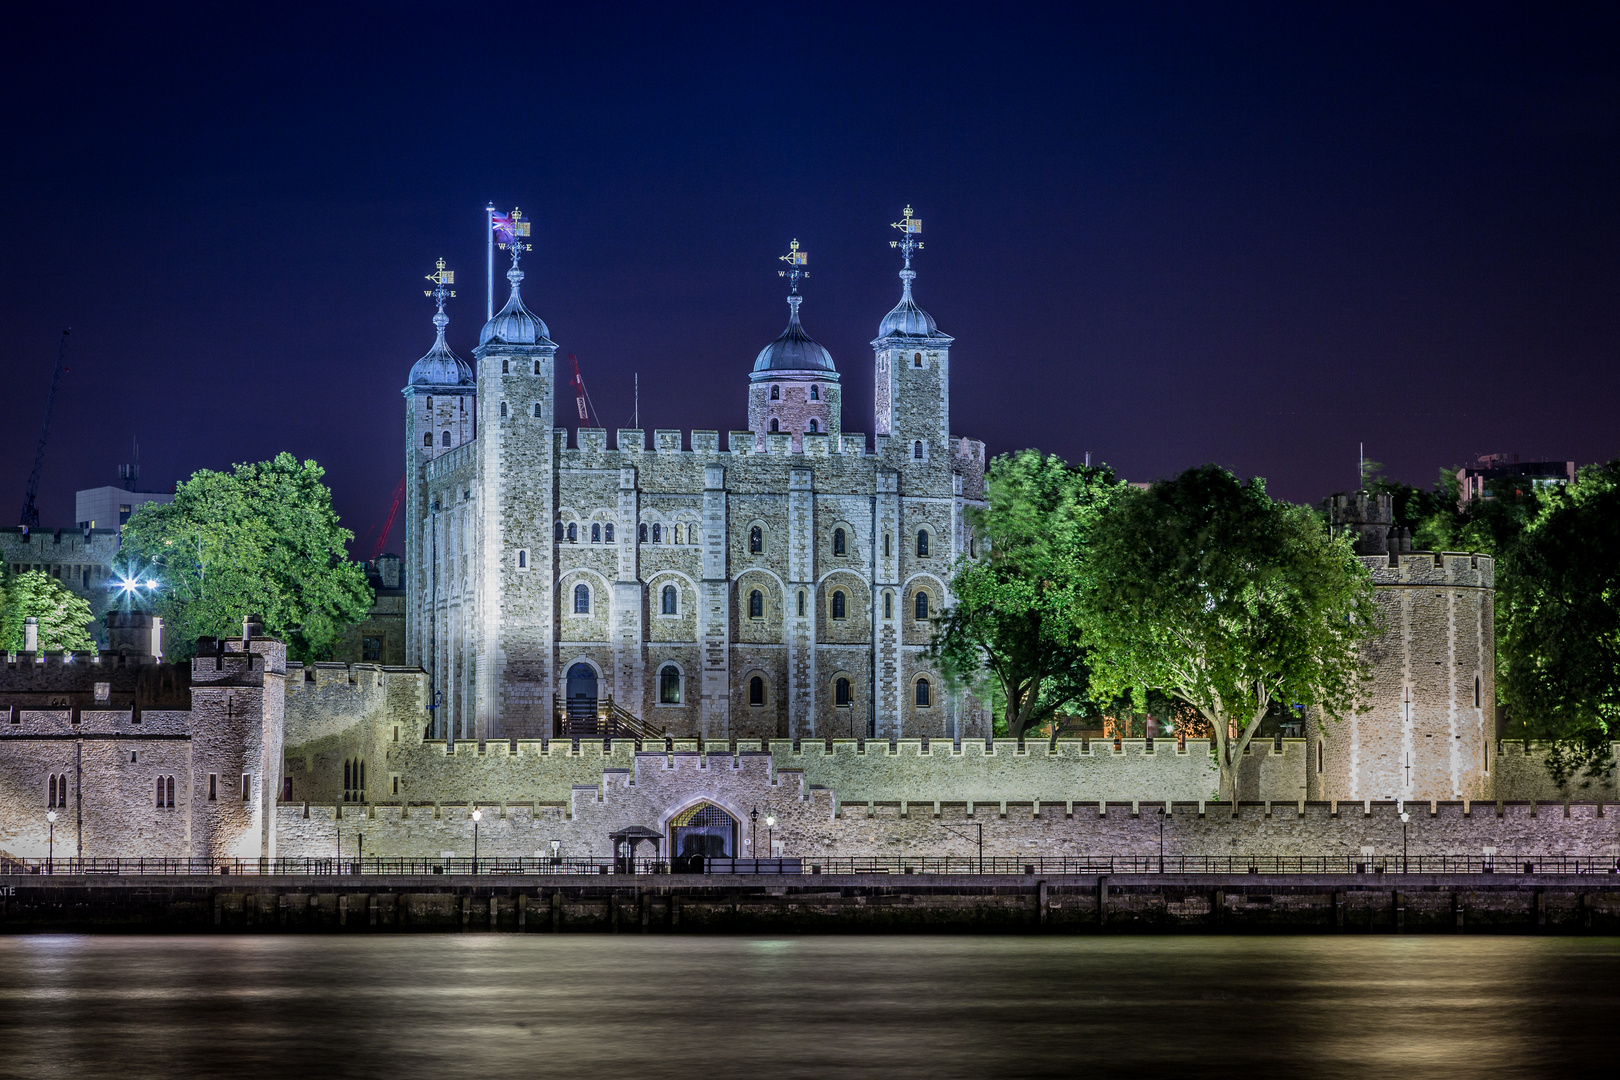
[5,854,1620,877]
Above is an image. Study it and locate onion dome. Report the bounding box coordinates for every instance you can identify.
[876,267,940,338]
[409,266,473,386]
[753,295,836,373]
[479,264,552,347]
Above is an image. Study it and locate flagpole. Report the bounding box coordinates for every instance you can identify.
[486,202,495,321]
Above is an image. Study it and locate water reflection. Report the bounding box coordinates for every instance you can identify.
[0,935,1614,1079]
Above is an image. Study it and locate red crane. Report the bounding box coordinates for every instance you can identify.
[567,354,600,427]
[368,474,407,561]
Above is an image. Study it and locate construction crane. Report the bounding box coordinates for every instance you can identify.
[567,354,601,427]
[367,474,407,562]
[20,329,70,529]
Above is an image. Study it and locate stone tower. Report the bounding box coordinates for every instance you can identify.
[468,242,559,740]
[403,262,475,673]
[872,207,954,465]
[747,241,840,451]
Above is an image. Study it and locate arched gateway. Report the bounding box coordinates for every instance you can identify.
[669,802,737,870]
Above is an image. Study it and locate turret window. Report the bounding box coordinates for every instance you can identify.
[574,584,590,613]
[662,585,678,615]
[502,359,509,373]
[533,403,543,418]
[424,433,433,448]
[913,352,922,367]
[749,589,763,618]
[770,385,780,400]
[591,523,601,543]
[441,431,451,446]
[916,530,930,557]
[555,521,564,541]
[915,592,930,620]
[808,419,819,434]
[770,419,779,433]
[500,401,508,417]
[797,590,806,617]
[604,524,614,543]
[659,664,683,705]
[652,523,661,543]
[810,385,819,400]
[835,678,851,707]
[831,590,847,619]
[639,523,648,543]
[750,676,765,706]
[749,526,763,554]
[566,523,577,542]
[913,440,924,460]
[915,678,931,707]
[673,525,683,545]
[883,592,893,620]
[833,528,846,556]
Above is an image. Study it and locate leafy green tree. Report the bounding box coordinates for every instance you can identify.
[930,450,1120,739]
[119,453,373,662]
[1496,460,1620,785]
[1079,465,1379,800]
[0,569,96,651]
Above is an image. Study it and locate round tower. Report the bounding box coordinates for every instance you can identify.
[748,240,840,450]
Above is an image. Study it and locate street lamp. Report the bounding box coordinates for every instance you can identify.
[1156,806,1166,873]
[766,814,776,861]
[471,807,482,874]
[46,810,56,874]
[750,806,759,864]
[550,838,561,867]
[1400,809,1411,873]
[357,832,364,875]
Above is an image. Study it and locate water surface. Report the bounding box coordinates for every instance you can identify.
[0,935,1614,1079]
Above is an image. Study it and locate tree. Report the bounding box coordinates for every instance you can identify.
[1079,465,1379,801]
[0,569,96,651]
[1496,460,1620,785]
[119,453,373,662]
[930,450,1119,740]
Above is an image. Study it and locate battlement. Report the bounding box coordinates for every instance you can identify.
[553,427,879,461]
[1361,550,1494,586]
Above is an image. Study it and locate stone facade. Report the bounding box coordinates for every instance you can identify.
[403,234,988,744]
[0,527,122,646]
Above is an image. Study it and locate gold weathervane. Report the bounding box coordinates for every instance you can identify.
[777,238,809,291]
[890,205,923,251]
[424,257,456,298]
[497,207,533,252]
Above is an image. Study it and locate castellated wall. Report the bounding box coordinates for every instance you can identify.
[273,751,1620,863]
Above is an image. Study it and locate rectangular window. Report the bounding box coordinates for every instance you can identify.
[241,774,251,801]
[208,774,217,801]
[392,775,400,795]
[362,637,382,663]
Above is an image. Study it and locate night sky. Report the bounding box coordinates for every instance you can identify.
[4,3,1617,557]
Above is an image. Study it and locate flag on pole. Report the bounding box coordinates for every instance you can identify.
[492,212,531,243]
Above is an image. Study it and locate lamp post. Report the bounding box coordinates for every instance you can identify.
[766,814,776,862]
[46,810,56,874]
[1156,806,1166,873]
[750,806,759,865]
[1400,809,1410,873]
[550,839,561,868]
[471,807,482,874]
[357,832,364,875]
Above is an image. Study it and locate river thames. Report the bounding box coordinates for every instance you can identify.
[0,935,1615,1079]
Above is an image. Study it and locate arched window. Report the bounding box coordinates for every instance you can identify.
[883,533,891,557]
[502,359,509,374]
[573,584,590,614]
[770,385,780,400]
[750,676,765,706]
[913,440,924,460]
[749,526,762,554]
[659,664,682,704]
[591,523,601,543]
[833,528,846,556]
[155,777,165,808]
[797,590,806,617]
[673,525,683,545]
[883,592,893,619]
[500,401,508,417]
[652,523,661,543]
[48,774,57,807]
[534,360,541,375]
[913,352,922,367]
[915,591,929,619]
[555,521,564,541]
[423,433,433,448]
[1475,676,1481,708]
[662,584,678,614]
[440,430,450,446]
[604,524,614,543]
[566,523,577,542]
[916,530,929,557]
[770,418,779,433]
[915,678,931,707]
[831,590,846,619]
[808,419,819,434]
[1317,740,1324,773]
[810,385,819,400]
[533,403,543,418]
[749,589,763,618]
[517,550,527,569]
[166,775,175,807]
[835,678,851,707]
[639,523,648,543]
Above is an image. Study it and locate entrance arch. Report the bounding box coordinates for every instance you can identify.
[669,801,738,871]
[566,662,598,726]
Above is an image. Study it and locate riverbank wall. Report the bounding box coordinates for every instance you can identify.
[5,873,1620,934]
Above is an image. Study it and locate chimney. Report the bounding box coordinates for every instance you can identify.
[23,617,39,652]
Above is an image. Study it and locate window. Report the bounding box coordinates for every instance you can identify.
[49,774,67,807]
[750,676,765,706]
[517,550,527,569]
[604,524,614,543]
[242,774,251,801]
[502,359,509,373]
[750,526,763,554]
[441,431,451,446]
[797,590,806,617]
[749,589,764,618]
[533,403,543,418]
[833,528,846,556]
[566,523,577,542]
[573,584,590,613]
[883,592,893,619]
[770,385,780,400]
[662,584,678,614]
[913,441,924,460]
[917,530,929,557]
[652,523,661,543]
[362,637,382,663]
[915,592,930,619]
[1475,676,1481,708]
[915,679,931,707]
[500,401,508,417]
[426,396,433,409]
[534,360,541,375]
[209,774,217,801]
[639,523,648,543]
[555,521,564,541]
[831,590,847,619]
[810,385,819,400]
[659,664,682,704]
[283,777,293,801]
[673,525,683,545]
[835,678,851,707]
[1317,741,1324,773]
[392,776,400,795]
[883,533,891,557]
[770,418,779,433]
[423,433,433,448]
[344,759,364,802]
[155,777,165,808]
[808,419,819,433]
[591,523,601,543]
[913,352,923,367]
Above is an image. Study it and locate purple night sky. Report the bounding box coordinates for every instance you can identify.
[3,4,1617,555]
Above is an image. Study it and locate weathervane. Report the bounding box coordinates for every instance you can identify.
[889,205,923,267]
[423,258,456,334]
[777,238,809,294]
[492,207,533,269]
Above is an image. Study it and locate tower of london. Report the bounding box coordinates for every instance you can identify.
[403,211,989,744]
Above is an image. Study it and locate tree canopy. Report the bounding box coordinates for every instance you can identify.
[1079,465,1378,801]
[119,453,373,662]
[1496,460,1620,785]
[0,569,96,652]
[930,450,1120,739]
